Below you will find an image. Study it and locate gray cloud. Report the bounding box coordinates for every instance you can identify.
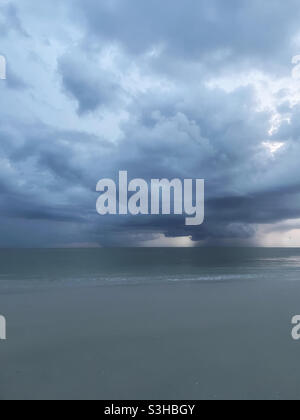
[0,3,28,37]
[58,52,124,114]
[1,0,300,247]
[74,0,300,74]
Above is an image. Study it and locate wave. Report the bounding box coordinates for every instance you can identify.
[0,272,263,292]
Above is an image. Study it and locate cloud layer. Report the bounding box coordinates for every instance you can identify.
[1,0,300,247]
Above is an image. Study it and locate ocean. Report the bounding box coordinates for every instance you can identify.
[1,247,300,287]
[0,248,300,400]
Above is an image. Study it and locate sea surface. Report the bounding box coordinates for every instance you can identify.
[1,248,300,400]
[1,247,300,288]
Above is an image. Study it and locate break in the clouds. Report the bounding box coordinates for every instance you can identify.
[1,0,300,247]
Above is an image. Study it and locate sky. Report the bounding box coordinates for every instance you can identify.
[1,0,300,247]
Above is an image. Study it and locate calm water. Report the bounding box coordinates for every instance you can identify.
[0,247,300,287]
[1,248,300,399]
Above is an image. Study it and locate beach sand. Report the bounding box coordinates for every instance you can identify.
[1,278,300,400]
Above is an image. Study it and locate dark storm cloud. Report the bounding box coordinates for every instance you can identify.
[4,64,29,90]
[0,3,28,37]
[58,52,124,114]
[2,0,300,247]
[75,0,300,73]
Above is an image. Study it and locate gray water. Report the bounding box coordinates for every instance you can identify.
[1,247,300,287]
[1,248,300,400]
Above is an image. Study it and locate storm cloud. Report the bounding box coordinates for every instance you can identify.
[1,0,300,247]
